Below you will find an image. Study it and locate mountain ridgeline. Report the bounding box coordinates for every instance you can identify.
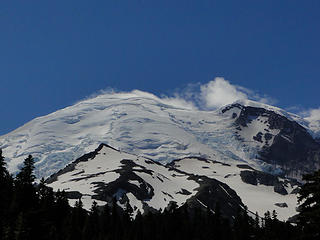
[2,149,320,240]
[1,94,320,222]
[45,143,300,221]
[45,144,245,221]
[1,94,319,181]
[222,103,320,177]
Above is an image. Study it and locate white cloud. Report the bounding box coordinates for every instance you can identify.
[301,108,320,138]
[198,77,276,109]
[127,90,196,110]
[200,77,248,109]
[77,79,320,138]
[81,88,197,111]
[303,108,320,122]
[80,77,275,111]
[159,95,196,110]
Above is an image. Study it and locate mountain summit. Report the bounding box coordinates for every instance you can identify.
[0,91,319,180]
[1,90,320,221]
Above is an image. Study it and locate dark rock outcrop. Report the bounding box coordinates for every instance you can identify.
[275,203,288,208]
[92,159,155,202]
[185,176,245,220]
[240,171,258,185]
[274,182,288,195]
[240,170,289,195]
[45,143,117,184]
[65,191,83,199]
[223,104,320,177]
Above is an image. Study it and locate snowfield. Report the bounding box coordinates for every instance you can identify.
[48,145,200,218]
[1,91,315,179]
[1,90,318,221]
[170,157,298,221]
[48,145,299,221]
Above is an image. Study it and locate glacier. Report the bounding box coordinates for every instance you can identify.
[0,90,318,179]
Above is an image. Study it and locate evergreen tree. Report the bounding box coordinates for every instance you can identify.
[0,149,9,179]
[297,169,320,239]
[254,211,260,229]
[99,203,111,238]
[83,201,99,240]
[13,155,37,212]
[0,147,315,240]
[15,155,35,185]
[53,190,70,240]
[14,212,29,240]
[272,210,278,221]
[0,150,13,239]
[38,178,55,209]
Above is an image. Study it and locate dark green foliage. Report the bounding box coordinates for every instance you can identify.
[0,152,71,240]
[297,169,320,239]
[13,155,38,212]
[0,149,319,240]
[15,155,35,185]
[0,150,14,239]
[0,149,9,179]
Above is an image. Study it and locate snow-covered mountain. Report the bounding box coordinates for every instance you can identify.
[1,90,319,221]
[46,143,299,221]
[0,91,319,179]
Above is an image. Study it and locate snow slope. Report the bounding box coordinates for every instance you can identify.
[47,144,299,221]
[46,144,216,218]
[0,91,318,178]
[170,157,298,221]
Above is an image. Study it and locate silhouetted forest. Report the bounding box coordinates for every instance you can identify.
[0,150,319,240]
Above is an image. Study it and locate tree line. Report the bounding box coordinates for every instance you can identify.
[0,150,319,240]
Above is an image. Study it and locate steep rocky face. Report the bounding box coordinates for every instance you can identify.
[1,92,319,181]
[239,170,300,195]
[169,156,299,221]
[184,176,244,219]
[46,142,301,221]
[46,144,245,220]
[223,103,320,177]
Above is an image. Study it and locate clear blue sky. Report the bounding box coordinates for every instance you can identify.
[1,0,320,135]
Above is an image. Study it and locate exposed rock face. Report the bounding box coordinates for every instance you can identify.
[224,104,320,177]
[291,187,300,194]
[274,182,288,195]
[166,156,300,221]
[185,176,244,219]
[275,203,288,208]
[46,144,245,220]
[240,171,259,185]
[91,159,155,202]
[2,92,319,183]
[65,191,83,199]
[239,170,288,195]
